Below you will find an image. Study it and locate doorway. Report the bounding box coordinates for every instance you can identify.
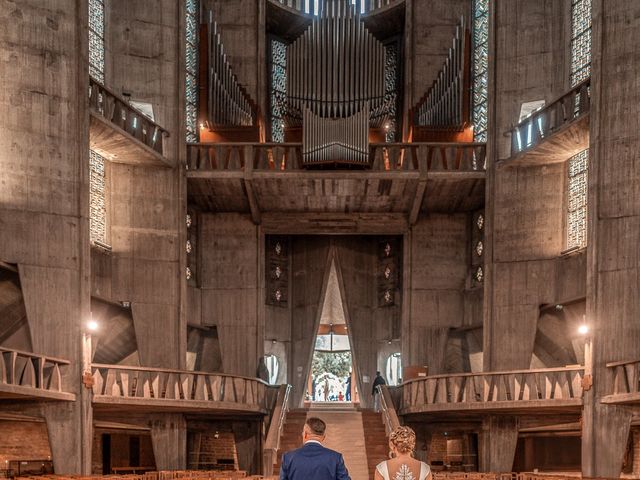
[307,258,358,403]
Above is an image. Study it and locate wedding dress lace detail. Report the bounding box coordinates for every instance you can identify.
[393,464,415,480]
[376,460,430,480]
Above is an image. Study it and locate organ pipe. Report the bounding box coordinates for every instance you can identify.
[414,17,469,127]
[207,14,255,127]
[302,103,370,166]
[284,0,386,125]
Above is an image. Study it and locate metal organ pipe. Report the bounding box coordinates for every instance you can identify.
[414,17,468,127]
[207,17,254,127]
[285,0,386,123]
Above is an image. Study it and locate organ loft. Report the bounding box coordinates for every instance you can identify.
[0,0,639,479]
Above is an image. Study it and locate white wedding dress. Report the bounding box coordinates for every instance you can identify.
[376,460,430,480]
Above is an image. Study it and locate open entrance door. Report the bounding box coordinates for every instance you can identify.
[306,258,359,404]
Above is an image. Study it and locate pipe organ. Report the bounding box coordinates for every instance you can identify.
[414,18,469,127]
[277,0,393,166]
[207,14,255,127]
[302,104,369,165]
[284,0,387,124]
[274,0,398,16]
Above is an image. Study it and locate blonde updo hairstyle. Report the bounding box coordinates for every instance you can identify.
[389,426,416,456]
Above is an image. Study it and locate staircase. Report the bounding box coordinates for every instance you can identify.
[274,405,388,480]
[362,411,389,479]
[275,409,308,473]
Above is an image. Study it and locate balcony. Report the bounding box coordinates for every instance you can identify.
[91,363,280,415]
[505,79,590,166]
[89,77,171,167]
[186,142,486,233]
[399,366,585,417]
[602,360,640,405]
[0,347,75,402]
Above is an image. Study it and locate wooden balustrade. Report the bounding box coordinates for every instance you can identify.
[510,78,590,158]
[91,364,276,412]
[378,385,401,436]
[186,142,486,173]
[401,366,585,414]
[0,347,72,398]
[89,77,169,156]
[263,384,292,476]
[273,0,398,15]
[604,360,640,403]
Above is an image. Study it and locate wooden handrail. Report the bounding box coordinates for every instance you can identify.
[89,77,169,155]
[89,76,170,137]
[91,363,269,386]
[0,347,70,393]
[378,385,401,435]
[186,142,487,172]
[263,384,292,476]
[401,365,584,385]
[515,77,590,127]
[606,359,639,368]
[0,347,70,365]
[400,366,585,412]
[510,78,590,156]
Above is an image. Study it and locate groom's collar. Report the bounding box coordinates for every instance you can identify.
[304,440,323,446]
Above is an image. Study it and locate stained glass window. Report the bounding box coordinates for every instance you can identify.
[472,0,489,142]
[270,38,287,142]
[570,0,592,86]
[185,0,199,142]
[89,0,105,83]
[567,149,588,250]
[89,150,107,246]
[384,42,399,142]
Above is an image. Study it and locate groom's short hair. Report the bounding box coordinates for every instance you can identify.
[306,417,326,436]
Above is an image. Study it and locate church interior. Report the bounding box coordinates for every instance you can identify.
[1,0,639,479]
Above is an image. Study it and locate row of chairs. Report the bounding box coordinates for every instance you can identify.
[14,471,279,480]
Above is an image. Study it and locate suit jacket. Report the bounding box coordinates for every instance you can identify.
[279,442,351,480]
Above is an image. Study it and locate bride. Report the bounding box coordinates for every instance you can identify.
[375,426,431,480]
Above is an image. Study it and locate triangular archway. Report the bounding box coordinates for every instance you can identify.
[306,257,359,404]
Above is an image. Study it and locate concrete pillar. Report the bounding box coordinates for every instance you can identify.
[581,1,640,476]
[479,416,518,472]
[150,414,187,470]
[233,421,262,475]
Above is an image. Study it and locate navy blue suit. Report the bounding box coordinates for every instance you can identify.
[279,442,351,480]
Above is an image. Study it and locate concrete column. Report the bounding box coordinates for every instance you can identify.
[233,421,262,475]
[150,414,187,470]
[479,416,518,473]
[581,0,640,476]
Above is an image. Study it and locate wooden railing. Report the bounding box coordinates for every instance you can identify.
[273,0,398,15]
[378,385,401,435]
[91,364,275,411]
[186,142,486,172]
[401,366,585,413]
[89,77,169,156]
[0,347,70,395]
[263,384,292,476]
[510,78,590,156]
[607,359,640,397]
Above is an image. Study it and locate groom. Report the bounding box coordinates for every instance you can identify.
[279,417,351,480]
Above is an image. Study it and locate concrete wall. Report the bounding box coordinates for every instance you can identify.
[91,0,184,369]
[191,213,261,377]
[484,0,571,371]
[0,0,91,473]
[403,214,469,374]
